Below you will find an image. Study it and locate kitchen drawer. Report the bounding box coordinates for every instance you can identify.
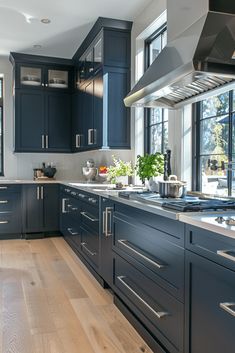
[114,214,185,301]
[113,254,184,353]
[80,203,99,233]
[0,211,21,234]
[67,198,81,220]
[186,225,235,272]
[0,193,20,212]
[78,191,99,206]
[186,250,235,353]
[0,184,21,193]
[80,225,99,269]
[63,216,81,250]
[115,203,184,245]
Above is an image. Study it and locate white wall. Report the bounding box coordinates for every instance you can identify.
[0,56,133,180]
[131,0,189,183]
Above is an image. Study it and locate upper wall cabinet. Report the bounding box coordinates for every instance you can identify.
[73,18,133,151]
[75,28,131,88]
[10,53,73,153]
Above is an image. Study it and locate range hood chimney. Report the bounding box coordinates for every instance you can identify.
[125,0,235,109]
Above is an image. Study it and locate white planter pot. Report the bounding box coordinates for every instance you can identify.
[116,176,131,185]
[145,176,163,192]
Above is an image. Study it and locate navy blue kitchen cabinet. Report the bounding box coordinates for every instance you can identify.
[112,202,185,353]
[60,187,82,249]
[0,184,22,238]
[23,184,59,237]
[15,90,45,152]
[74,67,130,150]
[185,250,235,353]
[100,198,114,288]
[10,53,73,153]
[73,17,132,151]
[15,90,71,152]
[45,92,71,152]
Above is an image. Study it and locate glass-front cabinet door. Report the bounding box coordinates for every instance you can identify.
[85,49,94,77]
[47,69,69,89]
[20,66,42,88]
[94,38,103,70]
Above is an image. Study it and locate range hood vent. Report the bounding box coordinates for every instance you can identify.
[125,1,235,109]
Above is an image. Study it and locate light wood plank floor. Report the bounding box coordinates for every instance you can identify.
[0,237,153,353]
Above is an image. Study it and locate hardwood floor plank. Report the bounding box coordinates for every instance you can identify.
[52,238,113,305]
[0,238,153,353]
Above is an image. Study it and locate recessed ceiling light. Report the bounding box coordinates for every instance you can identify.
[33,44,42,49]
[41,18,51,24]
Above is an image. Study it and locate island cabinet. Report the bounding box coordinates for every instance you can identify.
[185,225,235,353]
[22,184,59,237]
[112,202,185,353]
[10,52,73,153]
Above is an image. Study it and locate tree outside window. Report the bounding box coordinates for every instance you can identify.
[194,90,235,196]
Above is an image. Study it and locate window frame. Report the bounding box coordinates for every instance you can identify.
[192,90,234,196]
[144,24,167,155]
[0,78,4,176]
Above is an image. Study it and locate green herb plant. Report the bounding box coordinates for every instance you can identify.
[135,153,164,184]
[107,155,134,184]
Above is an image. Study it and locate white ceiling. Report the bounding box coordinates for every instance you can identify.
[0,0,152,58]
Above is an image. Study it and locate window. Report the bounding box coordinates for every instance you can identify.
[193,90,235,196]
[0,78,3,175]
[145,25,168,154]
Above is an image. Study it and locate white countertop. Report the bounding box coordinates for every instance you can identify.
[179,212,235,240]
[2,179,235,237]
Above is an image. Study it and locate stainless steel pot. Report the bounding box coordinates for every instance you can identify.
[158,175,187,198]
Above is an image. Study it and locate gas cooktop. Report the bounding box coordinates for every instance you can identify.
[118,191,235,212]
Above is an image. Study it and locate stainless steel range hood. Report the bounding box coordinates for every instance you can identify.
[125,0,235,109]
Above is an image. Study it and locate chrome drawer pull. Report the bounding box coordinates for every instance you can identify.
[220,302,235,317]
[0,221,9,224]
[71,207,78,211]
[118,240,165,269]
[78,193,86,198]
[0,200,8,204]
[103,211,106,235]
[67,228,78,236]
[117,276,169,319]
[81,211,98,222]
[81,242,96,256]
[0,187,8,190]
[105,207,113,237]
[62,198,69,213]
[217,250,235,262]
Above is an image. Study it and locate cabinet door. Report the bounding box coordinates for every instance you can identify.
[93,73,103,148]
[15,90,45,152]
[43,184,59,232]
[186,251,235,353]
[106,68,130,148]
[46,67,72,91]
[23,185,43,233]
[83,80,94,148]
[16,64,44,89]
[45,92,71,152]
[72,92,85,151]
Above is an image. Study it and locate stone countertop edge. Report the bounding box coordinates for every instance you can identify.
[179,213,235,240]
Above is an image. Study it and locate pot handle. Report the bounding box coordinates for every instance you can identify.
[169,175,177,181]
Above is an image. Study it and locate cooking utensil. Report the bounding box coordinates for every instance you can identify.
[158,175,187,198]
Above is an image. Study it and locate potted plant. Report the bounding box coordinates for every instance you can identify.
[107,156,134,185]
[135,153,164,191]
